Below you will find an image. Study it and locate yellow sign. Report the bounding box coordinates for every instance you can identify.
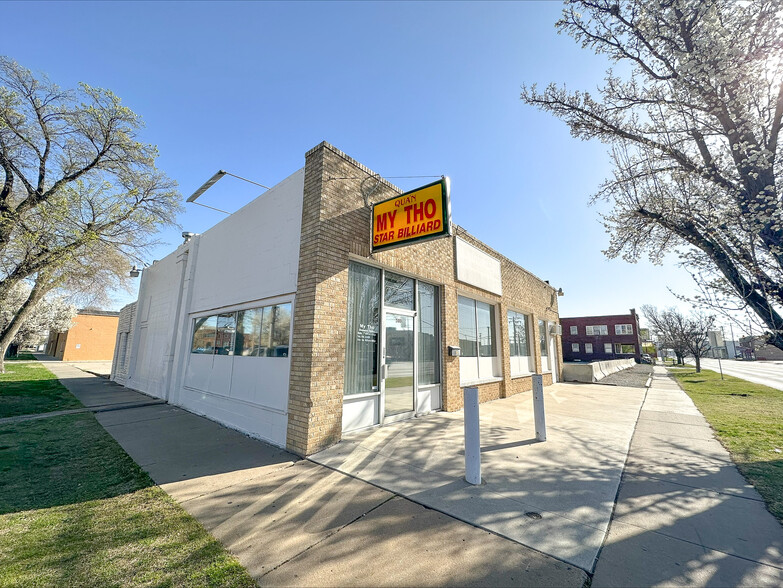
[372,178,451,252]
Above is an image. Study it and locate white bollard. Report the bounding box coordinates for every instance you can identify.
[532,374,547,441]
[463,386,481,484]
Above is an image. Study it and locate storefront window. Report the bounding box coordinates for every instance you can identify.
[192,303,291,357]
[418,282,440,385]
[458,296,478,357]
[384,272,415,310]
[508,311,533,376]
[459,295,500,383]
[259,304,291,357]
[191,316,217,353]
[476,301,496,358]
[539,319,548,357]
[215,313,236,355]
[508,311,529,357]
[236,308,263,356]
[345,262,381,395]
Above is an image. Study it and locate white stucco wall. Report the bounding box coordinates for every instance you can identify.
[111,302,137,385]
[120,167,304,447]
[126,246,190,399]
[189,168,304,313]
[175,168,305,446]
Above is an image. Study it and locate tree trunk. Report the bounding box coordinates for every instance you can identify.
[0,277,50,373]
[694,356,701,373]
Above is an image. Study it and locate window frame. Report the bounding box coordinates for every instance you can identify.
[458,294,501,384]
[190,300,292,359]
[417,281,441,387]
[570,325,578,335]
[344,261,443,397]
[571,343,580,353]
[507,309,533,377]
[586,325,608,336]
[615,324,634,335]
[585,343,593,354]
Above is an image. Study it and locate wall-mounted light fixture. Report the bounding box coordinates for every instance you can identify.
[186,170,271,215]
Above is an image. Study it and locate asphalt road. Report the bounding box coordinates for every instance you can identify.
[696,357,783,391]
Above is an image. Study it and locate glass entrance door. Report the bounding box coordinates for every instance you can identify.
[383,312,415,418]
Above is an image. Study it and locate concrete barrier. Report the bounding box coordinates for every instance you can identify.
[562,358,636,383]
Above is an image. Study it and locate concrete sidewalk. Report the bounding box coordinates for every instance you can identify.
[592,365,783,586]
[34,359,783,585]
[32,353,113,377]
[41,361,586,587]
[33,355,149,408]
[311,382,647,571]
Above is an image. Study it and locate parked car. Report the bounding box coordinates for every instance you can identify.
[640,353,654,364]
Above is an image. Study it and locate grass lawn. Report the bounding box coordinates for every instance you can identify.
[6,352,36,361]
[0,368,255,587]
[0,362,83,418]
[669,367,783,523]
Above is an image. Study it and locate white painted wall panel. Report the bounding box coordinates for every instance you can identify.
[126,169,304,448]
[128,250,187,398]
[208,356,233,397]
[184,354,215,391]
[178,387,288,447]
[415,385,441,413]
[510,355,533,377]
[230,357,290,412]
[190,169,304,313]
[459,357,479,385]
[455,237,502,295]
[343,395,379,431]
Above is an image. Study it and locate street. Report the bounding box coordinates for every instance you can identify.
[697,357,783,392]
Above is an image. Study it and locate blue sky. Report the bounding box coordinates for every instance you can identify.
[4,0,700,322]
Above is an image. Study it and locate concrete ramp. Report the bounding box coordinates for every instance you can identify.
[563,359,636,383]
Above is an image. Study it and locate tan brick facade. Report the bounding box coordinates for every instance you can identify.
[47,312,120,362]
[286,143,561,456]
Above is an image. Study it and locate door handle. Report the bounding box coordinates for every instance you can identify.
[381,364,388,379]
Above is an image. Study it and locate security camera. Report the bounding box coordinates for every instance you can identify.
[182,231,196,243]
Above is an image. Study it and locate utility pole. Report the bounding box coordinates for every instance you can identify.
[730,323,736,358]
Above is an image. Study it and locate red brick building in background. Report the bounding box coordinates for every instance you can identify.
[560,309,642,363]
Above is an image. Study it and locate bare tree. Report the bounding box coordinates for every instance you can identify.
[642,304,714,372]
[0,57,181,369]
[522,1,783,349]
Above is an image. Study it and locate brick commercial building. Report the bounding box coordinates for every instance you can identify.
[46,310,120,361]
[561,309,642,363]
[113,142,563,456]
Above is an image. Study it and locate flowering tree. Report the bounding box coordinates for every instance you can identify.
[522,1,783,349]
[0,57,181,369]
[0,283,75,350]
